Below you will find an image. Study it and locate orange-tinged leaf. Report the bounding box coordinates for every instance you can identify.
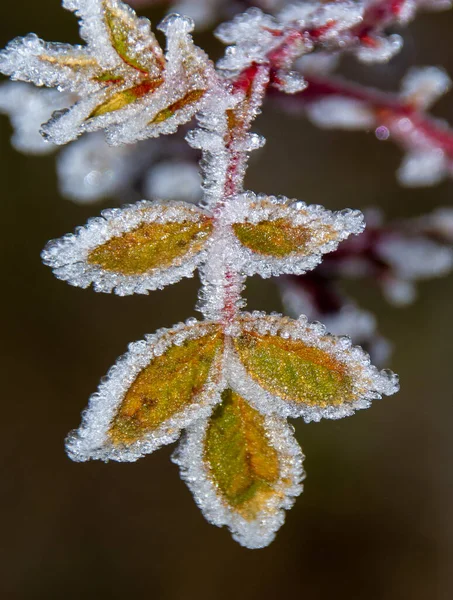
[109,325,224,445]
[228,313,399,422]
[42,201,214,295]
[233,218,316,257]
[234,329,354,408]
[204,389,280,520]
[89,78,164,117]
[174,386,305,548]
[87,215,213,275]
[149,89,206,125]
[65,320,226,462]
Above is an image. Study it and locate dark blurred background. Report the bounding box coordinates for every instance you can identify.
[1,2,453,599]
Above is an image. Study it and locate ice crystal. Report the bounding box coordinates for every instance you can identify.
[66,310,397,546]
[306,96,375,130]
[42,193,364,295]
[376,233,453,304]
[401,66,452,109]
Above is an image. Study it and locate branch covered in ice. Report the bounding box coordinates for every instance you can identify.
[272,67,453,187]
[0,0,215,145]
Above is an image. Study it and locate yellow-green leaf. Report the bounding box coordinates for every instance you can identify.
[109,325,224,445]
[87,214,213,275]
[149,89,206,125]
[89,78,163,117]
[102,0,165,74]
[204,389,280,520]
[233,218,317,257]
[234,329,354,408]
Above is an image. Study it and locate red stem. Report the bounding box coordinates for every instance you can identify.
[269,71,453,160]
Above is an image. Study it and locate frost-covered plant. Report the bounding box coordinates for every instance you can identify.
[2,0,453,548]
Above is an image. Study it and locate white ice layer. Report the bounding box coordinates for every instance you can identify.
[216,9,285,73]
[41,200,211,295]
[279,0,364,33]
[221,192,365,278]
[186,90,241,209]
[57,133,141,203]
[355,34,403,64]
[306,96,375,130]
[425,206,453,243]
[106,15,215,145]
[0,82,72,154]
[397,149,449,187]
[400,66,452,109]
[66,319,225,462]
[173,406,305,549]
[145,160,202,203]
[225,312,399,422]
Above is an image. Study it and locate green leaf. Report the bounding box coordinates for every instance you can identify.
[233,218,314,257]
[204,389,280,520]
[102,0,165,74]
[149,89,206,125]
[234,329,355,408]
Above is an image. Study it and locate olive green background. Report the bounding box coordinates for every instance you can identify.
[1,2,453,598]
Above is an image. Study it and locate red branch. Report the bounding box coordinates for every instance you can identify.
[268,71,453,161]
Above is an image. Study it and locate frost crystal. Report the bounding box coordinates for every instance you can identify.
[225,312,398,423]
[67,319,226,462]
[174,408,304,549]
[306,96,375,130]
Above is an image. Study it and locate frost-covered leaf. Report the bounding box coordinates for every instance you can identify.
[0,82,72,154]
[400,66,451,110]
[144,160,202,203]
[57,132,143,203]
[0,1,214,144]
[42,200,214,294]
[397,149,449,187]
[305,96,375,130]
[223,192,364,277]
[174,388,304,548]
[226,312,399,422]
[67,319,225,461]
